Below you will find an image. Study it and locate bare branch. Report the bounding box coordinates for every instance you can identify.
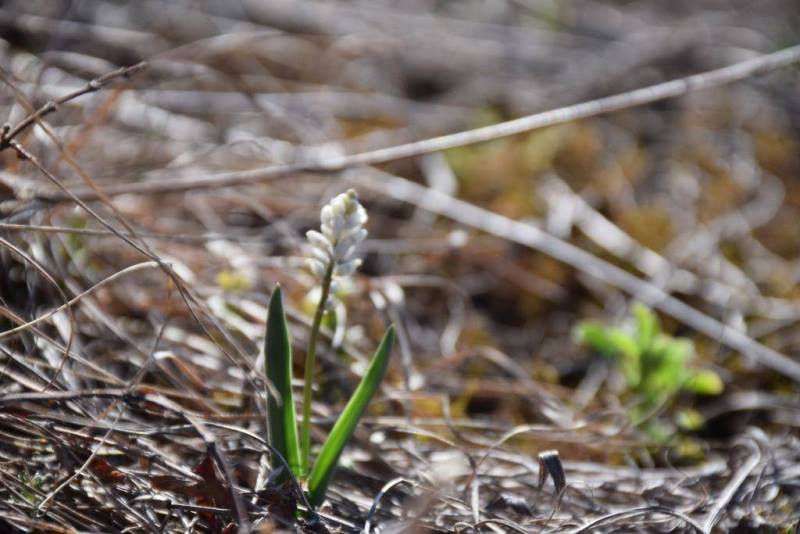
[0,62,146,152]
[39,43,800,201]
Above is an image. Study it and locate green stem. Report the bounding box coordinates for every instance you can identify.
[300,262,334,476]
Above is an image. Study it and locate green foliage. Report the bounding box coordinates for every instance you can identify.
[676,408,705,431]
[685,369,724,395]
[264,286,301,479]
[575,303,723,430]
[263,285,394,509]
[307,326,395,507]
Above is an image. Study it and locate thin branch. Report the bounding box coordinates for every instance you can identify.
[0,62,146,152]
[38,43,800,201]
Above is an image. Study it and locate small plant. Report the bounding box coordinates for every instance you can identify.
[575,303,722,432]
[264,190,395,508]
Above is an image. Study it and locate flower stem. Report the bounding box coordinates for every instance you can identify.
[300,262,334,476]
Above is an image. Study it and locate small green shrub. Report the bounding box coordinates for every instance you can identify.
[575,302,722,433]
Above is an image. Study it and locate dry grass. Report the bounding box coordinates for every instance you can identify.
[1,1,799,532]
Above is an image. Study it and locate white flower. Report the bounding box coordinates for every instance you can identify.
[306,189,368,282]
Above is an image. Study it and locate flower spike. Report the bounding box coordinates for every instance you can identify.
[306,189,368,283]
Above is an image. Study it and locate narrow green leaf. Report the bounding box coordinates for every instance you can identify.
[660,337,693,365]
[685,369,724,395]
[575,322,608,351]
[632,302,658,351]
[576,322,641,387]
[676,408,705,431]
[575,322,638,359]
[619,348,642,389]
[264,285,301,479]
[306,326,395,507]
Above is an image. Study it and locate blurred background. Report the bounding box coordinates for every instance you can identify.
[1,1,800,531]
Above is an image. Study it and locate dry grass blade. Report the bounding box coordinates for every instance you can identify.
[1,1,799,532]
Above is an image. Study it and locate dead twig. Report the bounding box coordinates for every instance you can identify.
[0,62,146,152]
[37,43,800,200]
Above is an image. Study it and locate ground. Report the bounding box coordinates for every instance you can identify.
[0,1,799,532]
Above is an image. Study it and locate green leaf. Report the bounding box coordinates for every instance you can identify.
[306,326,395,507]
[643,419,675,443]
[685,369,724,395]
[640,338,690,389]
[676,408,705,431]
[642,364,683,399]
[662,337,693,365]
[264,286,301,479]
[576,322,641,387]
[632,302,658,351]
[575,323,638,359]
[618,344,645,388]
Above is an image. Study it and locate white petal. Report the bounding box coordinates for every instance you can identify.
[330,214,346,237]
[333,228,366,260]
[337,226,366,249]
[383,281,405,305]
[307,258,327,279]
[321,205,335,227]
[321,222,335,241]
[351,227,368,245]
[346,205,367,228]
[306,230,333,255]
[335,258,361,277]
[334,243,356,261]
[331,194,348,215]
[311,246,331,263]
[331,299,347,348]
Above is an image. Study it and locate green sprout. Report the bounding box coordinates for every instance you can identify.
[264,190,395,508]
[575,302,723,432]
